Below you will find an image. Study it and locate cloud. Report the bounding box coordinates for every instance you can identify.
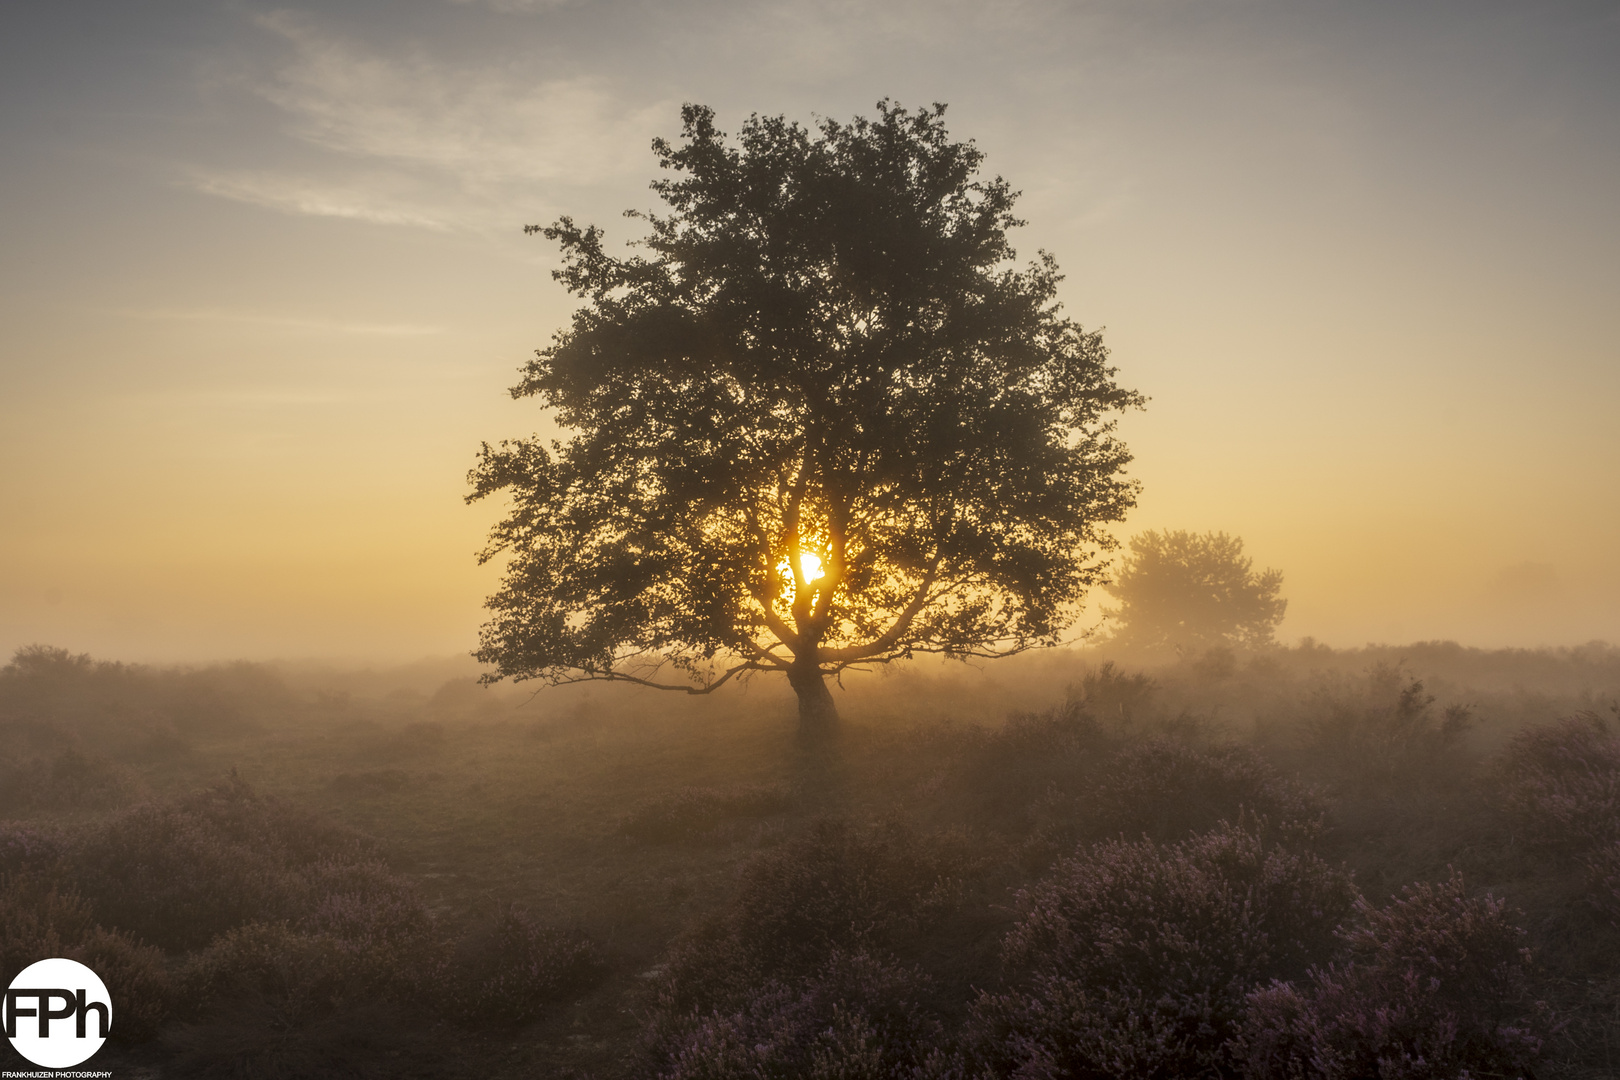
[115,306,446,337]
[186,169,456,230]
[185,11,670,229]
[251,10,667,190]
[443,0,579,12]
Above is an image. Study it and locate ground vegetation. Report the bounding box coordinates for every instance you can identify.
[2,641,1618,1077]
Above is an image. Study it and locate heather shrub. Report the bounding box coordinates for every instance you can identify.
[69,928,173,1041]
[1498,713,1620,856]
[2,875,98,983]
[0,875,170,1040]
[177,921,415,1022]
[1300,665,1474,780]
[0,746,141,813]
[651,818,969,1032]
[619,783,792,844]
[369,720,448,762]
[158,999,444,1080]
[1072,662,1158,727]
[173,864,438,1025]
[329,768,413,795]
[970,822,1357,1079]
[1018,735,1325,871]
[1239,873,1549,1080]
[1586,840,1620,923]
[0,820,65,878]
[435,903,599,1025]
[647,950,949,1080]
[1081,736,1325,843]
[943,700,1110,834]
[298,857,434,951]
[69,774,411,950]
[726,819,966,971]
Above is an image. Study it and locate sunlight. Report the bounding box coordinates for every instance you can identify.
[776,551,826,604]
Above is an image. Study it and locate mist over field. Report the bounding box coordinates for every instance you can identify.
[5,640,1620,1076]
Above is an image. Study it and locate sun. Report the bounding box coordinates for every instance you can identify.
[777,552,826,601]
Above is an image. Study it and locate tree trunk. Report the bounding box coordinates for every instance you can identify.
[787,651,839,735]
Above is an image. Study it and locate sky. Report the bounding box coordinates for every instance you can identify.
[2,0,1617,664]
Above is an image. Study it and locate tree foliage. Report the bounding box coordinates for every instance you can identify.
[468,101,1142,726]
[1103,530,1286,654]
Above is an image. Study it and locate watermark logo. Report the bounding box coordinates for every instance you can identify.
[5,958,110,1069]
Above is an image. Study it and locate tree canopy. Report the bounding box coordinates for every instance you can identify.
[1102,530,1287,656]
[468,101,1143,729]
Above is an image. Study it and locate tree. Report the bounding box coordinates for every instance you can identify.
[1102,530,1286,655]
[467,101,1143,732]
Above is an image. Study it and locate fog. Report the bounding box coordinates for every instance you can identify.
[5,639,1620,1074]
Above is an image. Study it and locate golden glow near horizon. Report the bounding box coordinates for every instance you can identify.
[1,2,1617,662]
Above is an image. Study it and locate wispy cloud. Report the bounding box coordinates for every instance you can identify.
[186,169,456,230]
[188,10,670,228]
[116,306,446,336]
[443,0,580,12]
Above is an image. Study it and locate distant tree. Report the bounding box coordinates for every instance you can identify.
[1103,530,1285,655]
[467,101,1143,733]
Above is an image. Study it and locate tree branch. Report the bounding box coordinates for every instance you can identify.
[549,659,767,695]
[821,557,943,663]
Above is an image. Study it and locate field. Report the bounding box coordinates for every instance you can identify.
[4,641,1620,1078]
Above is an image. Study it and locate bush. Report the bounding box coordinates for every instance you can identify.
[298,858,434,952]
[649,817,970,1042]
[619,783,792,845]
[1586,840,1620,924]
[726,819,965,973]
[942,701,1110,835]
[1239,872,1550,1080]
[0,820,65,878]
[1072,662,1158,726]
[329,769,413,796]
[70,774,417,951]
[166,926,446,1080]
[178,921,415,1022]
[1499,713,1620,857]
[970,822,1356,1079]
[1082,736,1325,843]
[647,950,948,1080]
[1300,665,1474,782]
[1018,735,1325,871]
[0,875,170,1041]
[0,746,141,813]
[435,904,598,1025]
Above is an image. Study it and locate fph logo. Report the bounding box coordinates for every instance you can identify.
[5,958,110,1069]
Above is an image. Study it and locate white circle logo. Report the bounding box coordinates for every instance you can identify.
[5,958,111,1068]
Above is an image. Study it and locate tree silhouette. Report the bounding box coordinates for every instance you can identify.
[468,102,1142,731]
[1103,530,1286,655]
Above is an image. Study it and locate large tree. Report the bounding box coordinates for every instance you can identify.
[468,102,1142,731]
